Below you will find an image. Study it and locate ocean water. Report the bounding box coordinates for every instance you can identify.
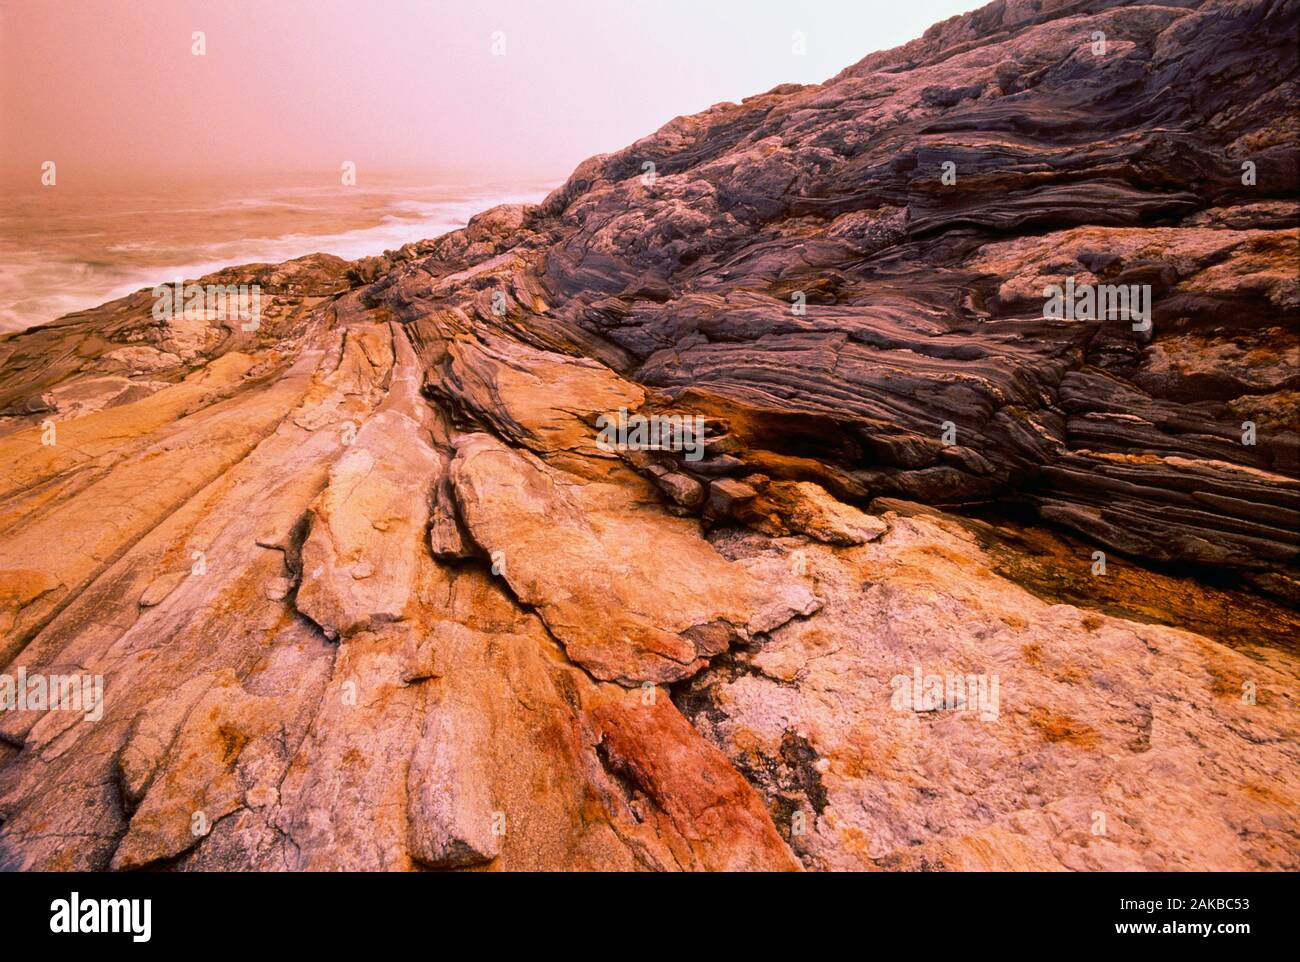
[0,174,556,334]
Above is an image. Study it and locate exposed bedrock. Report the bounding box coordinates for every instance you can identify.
[380,0,1300,584]
[0,0,1296,871]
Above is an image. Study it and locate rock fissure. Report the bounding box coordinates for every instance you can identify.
[1,0,1298,871]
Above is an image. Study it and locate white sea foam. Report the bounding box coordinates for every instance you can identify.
[0,180,554,333]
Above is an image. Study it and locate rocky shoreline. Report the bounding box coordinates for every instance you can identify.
[0,0,1296,870]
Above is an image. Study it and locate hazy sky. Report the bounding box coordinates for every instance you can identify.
[1,0,986,185]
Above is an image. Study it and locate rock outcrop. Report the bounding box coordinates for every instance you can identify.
[0,0,1297,871]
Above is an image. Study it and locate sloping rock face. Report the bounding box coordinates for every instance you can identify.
[0,0,1297,871]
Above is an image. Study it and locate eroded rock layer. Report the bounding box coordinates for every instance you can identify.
[0,0,1297,871]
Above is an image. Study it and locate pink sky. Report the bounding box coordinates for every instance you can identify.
[1,0,985,185]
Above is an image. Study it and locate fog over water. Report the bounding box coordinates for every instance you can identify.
[0,175,554,332]
[0,0,985,332]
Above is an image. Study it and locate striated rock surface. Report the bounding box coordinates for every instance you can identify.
[0,0,1297,871]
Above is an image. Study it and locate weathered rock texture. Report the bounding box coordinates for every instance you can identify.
[0,0,1297,871]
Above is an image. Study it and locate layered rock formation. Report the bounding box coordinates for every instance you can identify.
[0,0,1297,871]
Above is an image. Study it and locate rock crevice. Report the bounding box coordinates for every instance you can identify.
[0,0,1297,871]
